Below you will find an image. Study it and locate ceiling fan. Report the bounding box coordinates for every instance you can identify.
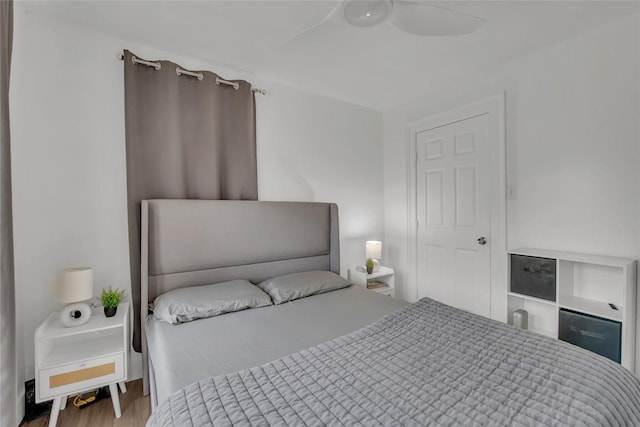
[282,0,485,49]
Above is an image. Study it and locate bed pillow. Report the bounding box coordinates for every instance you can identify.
[257,271,350,305]
[153,280,272,324]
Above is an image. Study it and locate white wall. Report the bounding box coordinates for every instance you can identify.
[383,13,640,302]
[256,84,383,274]
[10,6,383,414]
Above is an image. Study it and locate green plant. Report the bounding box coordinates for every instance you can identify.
[101,287,126,308]
[366,258,375,270]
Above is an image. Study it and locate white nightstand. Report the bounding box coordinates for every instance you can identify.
[348,266,395,297]
[35,303,129,427]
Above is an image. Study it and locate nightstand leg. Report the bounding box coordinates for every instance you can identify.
[108,383,122,418]
[118,381,127,393]
[59,395,67,410]
[48,397,62,427]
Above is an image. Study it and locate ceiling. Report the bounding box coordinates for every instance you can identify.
[21,1,640,110]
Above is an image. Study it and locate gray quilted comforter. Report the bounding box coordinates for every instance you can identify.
[147,298,640,426]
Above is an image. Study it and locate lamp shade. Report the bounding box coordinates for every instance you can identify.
[365,240,382,259]
[56,268,93,303]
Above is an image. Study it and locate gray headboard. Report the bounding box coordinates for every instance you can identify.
[141,199,339,304]
[140,199,340,395]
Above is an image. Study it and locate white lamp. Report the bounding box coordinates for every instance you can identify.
[56,267,93,327]
[365,240,382,272]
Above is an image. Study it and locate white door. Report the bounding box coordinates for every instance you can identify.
[416,113,492,317]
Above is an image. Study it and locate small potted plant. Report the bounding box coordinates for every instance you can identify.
[101,287,126,317]
[366,258,375,274]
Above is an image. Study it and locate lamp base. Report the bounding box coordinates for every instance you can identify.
[372,259,380,273]
[59,302,92,327]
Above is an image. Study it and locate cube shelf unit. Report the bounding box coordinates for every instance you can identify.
[507,248,637,373]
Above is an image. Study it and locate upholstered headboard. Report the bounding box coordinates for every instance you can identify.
[141,199,340,302]
[140,199,340,395]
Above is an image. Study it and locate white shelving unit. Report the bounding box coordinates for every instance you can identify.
[35,303,130,427]
[347,266,395,297]
[507,248,637,372]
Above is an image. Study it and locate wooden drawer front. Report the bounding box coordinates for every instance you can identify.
[50,363,115,388]
[39,354,124,400]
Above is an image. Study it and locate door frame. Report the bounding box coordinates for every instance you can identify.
[406,93,507,321]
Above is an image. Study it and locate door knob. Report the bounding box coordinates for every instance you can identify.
[477,237,487,245]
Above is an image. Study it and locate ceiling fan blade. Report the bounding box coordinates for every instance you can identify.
[389,1,485,36]
[280,2,344,51]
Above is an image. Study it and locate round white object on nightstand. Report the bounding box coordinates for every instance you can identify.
[59,302,92,327]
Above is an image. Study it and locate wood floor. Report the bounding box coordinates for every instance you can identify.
[22,380,151,427]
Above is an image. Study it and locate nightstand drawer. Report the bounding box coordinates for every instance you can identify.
[38,353,124,400]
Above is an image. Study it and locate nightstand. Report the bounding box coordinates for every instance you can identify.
[348,266,395,297]
[35,303,129,427]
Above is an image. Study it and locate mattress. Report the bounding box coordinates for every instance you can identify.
[148,297,640,427]
[145,285,407,405]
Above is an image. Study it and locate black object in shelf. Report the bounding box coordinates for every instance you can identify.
[510,254,556,302]
[559,308,622,364]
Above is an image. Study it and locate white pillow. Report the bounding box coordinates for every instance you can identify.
[257,271,350,305]
[153,280,272,324]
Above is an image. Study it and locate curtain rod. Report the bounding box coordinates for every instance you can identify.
[118,53,267,95]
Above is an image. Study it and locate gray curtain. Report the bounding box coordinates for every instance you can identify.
[124,50,258,351]
[0,1,16,426]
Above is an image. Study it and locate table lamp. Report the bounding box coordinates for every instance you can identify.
[365,240,382,273]
[56,267,93,327]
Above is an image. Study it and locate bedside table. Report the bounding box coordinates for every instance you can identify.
[35,303,129,427]
[348,266,395,297]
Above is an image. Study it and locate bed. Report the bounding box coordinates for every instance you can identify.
[146,286,407,405]
[140,199,406,409]
[142,200,640,426]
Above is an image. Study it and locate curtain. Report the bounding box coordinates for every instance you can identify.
[0,0,16,426]
[124,50,258,351]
